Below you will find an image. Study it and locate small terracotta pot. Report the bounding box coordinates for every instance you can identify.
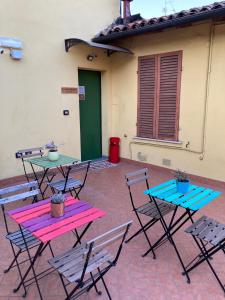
[51,202,64,217]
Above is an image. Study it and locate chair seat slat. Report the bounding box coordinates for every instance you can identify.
[0,181,38,196]
[48,178,81,191]
[185,216,207,233]
[6,229,39,250]
[65,252,112,283]
[204,224,225,243]
[186,216,225,246]
[0,189,40,205]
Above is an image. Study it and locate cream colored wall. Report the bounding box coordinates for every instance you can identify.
[111,22,225,182]
[0,0,118,179]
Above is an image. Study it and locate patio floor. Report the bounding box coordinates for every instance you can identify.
[0,160,225,300]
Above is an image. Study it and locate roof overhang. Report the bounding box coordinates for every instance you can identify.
[64,38,133,56]
[93,7,225,43]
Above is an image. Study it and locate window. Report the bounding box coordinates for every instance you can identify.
[137,51,182,141]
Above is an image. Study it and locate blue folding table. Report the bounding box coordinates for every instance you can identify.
[144,179,221,283]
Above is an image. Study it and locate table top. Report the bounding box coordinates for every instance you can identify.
[26,154,78,168]
[144,179,221,211]
[8,196,106,243]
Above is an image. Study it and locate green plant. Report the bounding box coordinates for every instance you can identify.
[45,141,58,151]
[44,141,63,151]
[174,169,189,182]
[50,193,65,204]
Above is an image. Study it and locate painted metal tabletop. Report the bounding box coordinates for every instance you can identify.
[144,179,221,211]
[8,196,106,243]
[26,154,78,168]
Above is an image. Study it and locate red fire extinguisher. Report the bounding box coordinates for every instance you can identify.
[109,137,120,163]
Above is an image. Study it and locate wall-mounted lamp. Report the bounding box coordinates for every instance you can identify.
[10,49,23,60]
[86,53,97,61]
[0,37,23,60]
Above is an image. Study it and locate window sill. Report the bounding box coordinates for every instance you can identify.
[133,136,183,146]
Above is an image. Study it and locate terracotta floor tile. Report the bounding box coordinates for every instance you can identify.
[0,161,225,299]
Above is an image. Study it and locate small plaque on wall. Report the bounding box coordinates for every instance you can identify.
[79,86,86,101]
[61,87,78,94]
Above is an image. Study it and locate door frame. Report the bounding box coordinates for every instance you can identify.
[78,68,103,160]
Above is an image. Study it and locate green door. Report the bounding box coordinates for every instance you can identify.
[78,70,102,161]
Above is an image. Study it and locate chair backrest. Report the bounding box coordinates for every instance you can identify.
[63,160,91,192]
[125,168,150,210]
[67,160,91,174]
[16,147,44,159]
[79,221,132,284]
[0,181,40,233]
[16,147,44,180]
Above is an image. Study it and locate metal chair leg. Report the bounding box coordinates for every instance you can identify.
[4,248,22,273]
[136,213,156,259]
[125,218,157,243]
[91,272,102,295]
[98,268,112,300]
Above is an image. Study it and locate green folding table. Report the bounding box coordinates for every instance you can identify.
[26,154,78,198]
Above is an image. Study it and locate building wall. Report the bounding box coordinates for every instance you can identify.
[111,22,225,182]
[0,0,118,179]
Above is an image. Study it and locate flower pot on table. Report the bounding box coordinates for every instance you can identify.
[48,150,59,161]
[51,202,64,217]
[176,180,190,194]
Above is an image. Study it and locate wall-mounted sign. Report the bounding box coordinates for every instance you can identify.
[61,87,78,94]
[79,86,86,101]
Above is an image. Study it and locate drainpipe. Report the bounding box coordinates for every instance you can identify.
[199,23,215,160]
[129,22,215,159]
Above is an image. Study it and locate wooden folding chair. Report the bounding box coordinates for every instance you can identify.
[0,181,54,297]
[125,168,175,258]
[48,160,91,199]
[48,221,132,300]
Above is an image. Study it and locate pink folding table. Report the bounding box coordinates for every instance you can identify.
[8,195,106,300]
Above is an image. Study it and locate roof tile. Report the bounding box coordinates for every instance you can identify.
[95,1,225,39]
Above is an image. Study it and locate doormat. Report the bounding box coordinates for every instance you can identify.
[90,158,118,171]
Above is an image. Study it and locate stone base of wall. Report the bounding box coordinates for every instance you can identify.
[0,158,224,189]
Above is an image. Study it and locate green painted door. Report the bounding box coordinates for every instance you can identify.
[78,70,102,161]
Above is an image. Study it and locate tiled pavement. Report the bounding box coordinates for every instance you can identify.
[0,161,225,300]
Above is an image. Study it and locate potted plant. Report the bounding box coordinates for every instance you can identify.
[45,141,60,161]
[174,170,190,194]
[50,193,65,217]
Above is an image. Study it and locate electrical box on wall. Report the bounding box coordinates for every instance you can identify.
[63,110,70,116]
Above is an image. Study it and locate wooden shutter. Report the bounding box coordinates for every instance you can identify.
[137,56,157,138]
[157,52,182,140]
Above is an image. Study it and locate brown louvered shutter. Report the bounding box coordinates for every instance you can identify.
[157,52,182,140]
[137,55,157,138]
